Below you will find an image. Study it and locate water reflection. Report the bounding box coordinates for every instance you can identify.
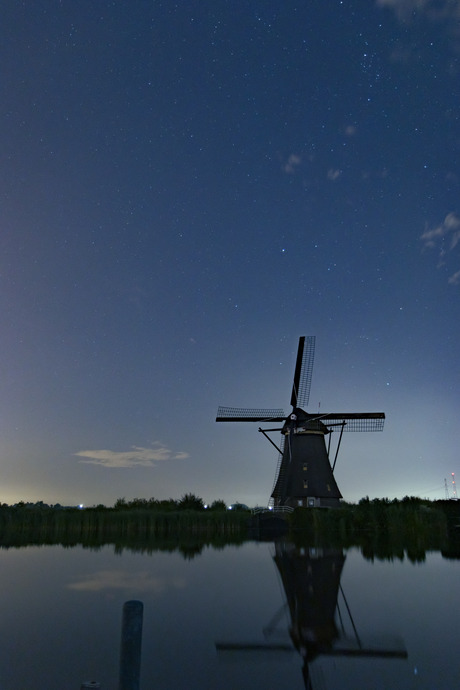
[0,538,459,688]
[218,542,408,689]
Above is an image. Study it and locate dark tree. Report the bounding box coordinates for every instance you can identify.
[178,493,205,511]
[209,499,227,512]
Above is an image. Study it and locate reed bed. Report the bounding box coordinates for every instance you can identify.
[0,504,250,547]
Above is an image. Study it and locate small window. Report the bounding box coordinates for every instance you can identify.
[298,499,303,506]
[303,480,308,489]
[327,484,331,492]
[303,463,308,471]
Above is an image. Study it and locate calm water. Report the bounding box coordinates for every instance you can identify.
[0,539,458,689]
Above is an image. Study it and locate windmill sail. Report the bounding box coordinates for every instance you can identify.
[307,412,385,432]
[216,407,285,422]
[290,336,315,408]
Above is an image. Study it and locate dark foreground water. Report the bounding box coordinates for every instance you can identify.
[0,539,458,689]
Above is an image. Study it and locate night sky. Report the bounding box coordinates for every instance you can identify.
[1,0,459,507]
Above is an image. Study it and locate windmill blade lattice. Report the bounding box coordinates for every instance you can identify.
[216,406,286,422]
[318,412,385,432]
[290,336,315,409]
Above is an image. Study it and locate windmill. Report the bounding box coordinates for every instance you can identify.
[216,336,385,508]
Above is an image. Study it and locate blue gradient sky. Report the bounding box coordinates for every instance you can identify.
[0,0,459,506]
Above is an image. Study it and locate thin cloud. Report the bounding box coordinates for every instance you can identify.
[377,1,460,64]
[421,212,460,248]
[376,0,460,21]
[344,125,357,137]
[68,570,186,592]
[76,443,189,468]
[327,168,342,181]
[448,270,460,285]
[376,0,428,21]
[420,212,460,283]
[282,153,301,174]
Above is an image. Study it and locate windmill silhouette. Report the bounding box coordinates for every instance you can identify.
[217,336,385,508]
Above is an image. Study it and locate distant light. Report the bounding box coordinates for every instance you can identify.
[79,504,84,509]
[228,505,232,510]
[204,504,208,509]
[269,506,273,511]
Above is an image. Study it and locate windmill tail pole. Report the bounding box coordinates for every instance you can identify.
[118,600,144,690]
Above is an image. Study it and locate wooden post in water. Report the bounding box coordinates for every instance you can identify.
[118,600,143,690]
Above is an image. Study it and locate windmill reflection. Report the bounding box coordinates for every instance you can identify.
[274,542,345,671]
[217,541,408,689]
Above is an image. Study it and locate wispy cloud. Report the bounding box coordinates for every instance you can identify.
[282,153,301,174]
[376,0,460,22]
[377,1,460,66]
[327,168,342,181]
[344,125,357,137]
[420,212,460,283]
[76,443,188,468]
[448,270,460,286]
[421,212,460,249]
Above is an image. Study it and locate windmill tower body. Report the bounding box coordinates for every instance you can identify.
[273,410,342,508]
[217,336,384,508]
